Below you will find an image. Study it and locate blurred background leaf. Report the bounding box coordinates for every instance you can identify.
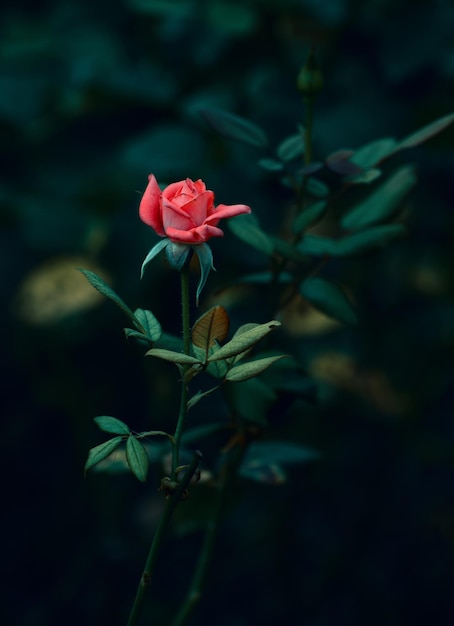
[3,1,454,625]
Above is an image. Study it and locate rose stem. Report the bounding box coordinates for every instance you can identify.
[126,451,202,626]
[270,90,315,312]
[170,444,246,626]
[172,263,191,479]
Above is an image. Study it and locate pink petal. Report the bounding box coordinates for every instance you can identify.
[192,179,207,194]
[139,174,166,236]
[161,180,185,200]
[166,224,224,244]
[181,191,215,226]
[162,197,196,232]
[205,203,251,226]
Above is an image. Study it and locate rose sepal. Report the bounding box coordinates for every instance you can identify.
[194,243,214,305]
[140,239,171,279]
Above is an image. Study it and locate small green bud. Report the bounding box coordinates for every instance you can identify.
[297,48,324,97]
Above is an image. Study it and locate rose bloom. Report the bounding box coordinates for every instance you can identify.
[139,175,251,244]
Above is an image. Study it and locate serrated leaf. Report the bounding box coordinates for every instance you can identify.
[192,306,230,358]
[134,308,162,342]
[243,441,320,466]
[84,437,123,473]
[145,348,202,365]
[199,107,268,147]
[208,321,281,362]
[341,166,416,231]
[293,201,327,234]
[351,137,397,169]
[125,435,149,482]
[333,224,406,256]
[78,268,139,327]
[305,177,330,198]
[277,132,305,162]
[300,277,357,325]
[396,111,454,150]
[258,158,284,172]
[94,416,130,435]
[228,213,274,256]
[226,355,289,382]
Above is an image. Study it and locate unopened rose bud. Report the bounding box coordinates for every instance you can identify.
[297,48,324,98]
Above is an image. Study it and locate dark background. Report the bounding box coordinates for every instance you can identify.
[2,1,454,625]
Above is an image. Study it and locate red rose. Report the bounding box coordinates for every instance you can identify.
[139,175,251,244]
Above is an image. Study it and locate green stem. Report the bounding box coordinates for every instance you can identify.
[270,94,315,312]
[127,451,202,626]
[170,445,245,626]
[172,266,191,478]
[180,265,191,357]
[303,96,313,168]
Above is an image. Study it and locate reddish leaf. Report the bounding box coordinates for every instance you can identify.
[191,306,230,358]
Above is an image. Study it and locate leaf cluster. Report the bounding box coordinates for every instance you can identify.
[200,108,454,326]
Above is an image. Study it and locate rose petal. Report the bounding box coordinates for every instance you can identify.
[166,224,224,244]
[205,203,251,226]
[193,179,207,194]
[139,174,165,236]
[171,193,197,209]
[162,197,196,231]
[181,191,215,226]
[161,180,185,200]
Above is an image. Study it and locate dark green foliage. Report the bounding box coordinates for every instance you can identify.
[4,1,454,626]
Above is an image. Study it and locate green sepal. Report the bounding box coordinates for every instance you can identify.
[141,239,170,279]
[194,243,214,305]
